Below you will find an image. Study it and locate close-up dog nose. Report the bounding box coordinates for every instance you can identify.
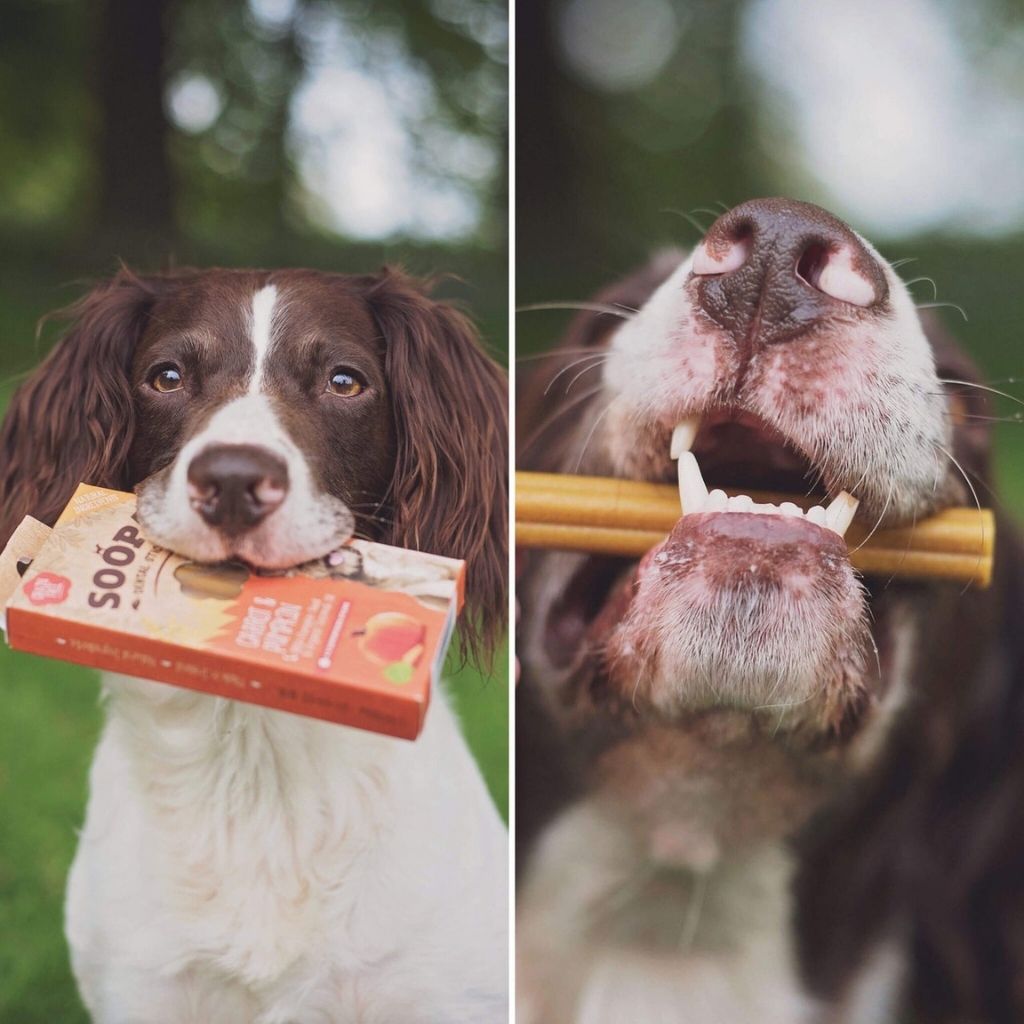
[690,197,888,346]
[187,444,289,536]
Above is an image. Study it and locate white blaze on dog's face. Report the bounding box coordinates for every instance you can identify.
[131,273,395,569]
[549,199,961,733]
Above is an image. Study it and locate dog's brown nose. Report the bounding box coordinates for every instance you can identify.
[691,198,888,347]
[187,444,289,536]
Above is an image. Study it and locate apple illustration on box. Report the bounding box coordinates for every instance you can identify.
[355,612,426,684]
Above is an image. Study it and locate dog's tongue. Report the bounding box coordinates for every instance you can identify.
[664,509,848,553]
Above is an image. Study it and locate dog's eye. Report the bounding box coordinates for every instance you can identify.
[150,366,184,393]
[327,368,366,398]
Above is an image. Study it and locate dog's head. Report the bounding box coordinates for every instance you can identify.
[519,197,993,744]
[0,266,507,657]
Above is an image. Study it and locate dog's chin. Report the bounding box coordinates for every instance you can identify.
[599,512,872,734]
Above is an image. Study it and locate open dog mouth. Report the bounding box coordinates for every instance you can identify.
[531,199,960,734]
[546,408,877,734]
[669,413,859,538]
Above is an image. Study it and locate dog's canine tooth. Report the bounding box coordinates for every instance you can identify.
[826,491,859,537]
[677,452,708,513]
[670,419,701,459]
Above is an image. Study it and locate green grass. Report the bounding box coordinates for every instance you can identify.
[0,651,100,1023]
[0,639,507,1022]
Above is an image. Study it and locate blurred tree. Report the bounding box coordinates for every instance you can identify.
[0,0,507,269]
[96,0,176,252]
[517,0,762,297]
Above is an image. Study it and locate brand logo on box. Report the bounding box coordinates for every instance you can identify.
[24,572,72,605]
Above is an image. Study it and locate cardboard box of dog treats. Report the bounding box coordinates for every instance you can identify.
[0,484,465,740]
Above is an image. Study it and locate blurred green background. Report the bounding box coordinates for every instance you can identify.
[517,0,1024,517]
[0,1,507,1020]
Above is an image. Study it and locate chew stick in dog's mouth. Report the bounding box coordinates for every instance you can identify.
[516,417,995,587]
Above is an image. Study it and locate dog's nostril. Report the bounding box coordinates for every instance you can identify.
[691,234,750,277]
[186,479,218,504]
[795,243,829,291]
[186,444,290,536]
[796,242,877,308]
[253,479,287,508]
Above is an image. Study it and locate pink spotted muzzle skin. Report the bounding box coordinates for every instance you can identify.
[598,513,871,736]
[600,197,955,526]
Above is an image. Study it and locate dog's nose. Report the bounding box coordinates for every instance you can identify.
[187,444,289,536]
[690,198,888,347]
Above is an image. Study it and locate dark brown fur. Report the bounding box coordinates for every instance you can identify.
[0,265,507,661]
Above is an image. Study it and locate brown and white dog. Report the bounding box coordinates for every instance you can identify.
[516,198,1024,1023]
[0,267,508,1023]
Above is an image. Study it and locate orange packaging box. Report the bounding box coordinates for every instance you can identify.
[0,484,466,740]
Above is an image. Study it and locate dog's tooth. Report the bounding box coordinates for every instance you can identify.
[825,491,859,537]
[780,502,802,518]
[678,452,708,514]
[806,505,827,527]
[706,489,728,512]
[729,494,753,512]
[670,419,701,459]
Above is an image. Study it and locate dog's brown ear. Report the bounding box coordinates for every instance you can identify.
[364,269,508,664]
[0,268,160,548]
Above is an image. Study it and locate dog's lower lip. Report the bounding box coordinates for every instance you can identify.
[661,509,848,554]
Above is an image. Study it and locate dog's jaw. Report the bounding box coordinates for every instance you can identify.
[600,513,871,734]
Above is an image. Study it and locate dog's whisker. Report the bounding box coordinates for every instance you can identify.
[691,206,724,221]
[937,379,1024,408]
[565,360,608,395]
[542,354,608,396]
[935,443,985,595]
[918,301,968,321]
[848,482,893,555]
[943,410,1024,424]
[517,301,637,320]
[573,397,619,473]
[903,276,939,301]
[662,208,710,237]
[518,384,606,462]
[516,347,607,363]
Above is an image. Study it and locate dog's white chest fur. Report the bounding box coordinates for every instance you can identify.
[65,672,507,1024]
[518,800,817,1024]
